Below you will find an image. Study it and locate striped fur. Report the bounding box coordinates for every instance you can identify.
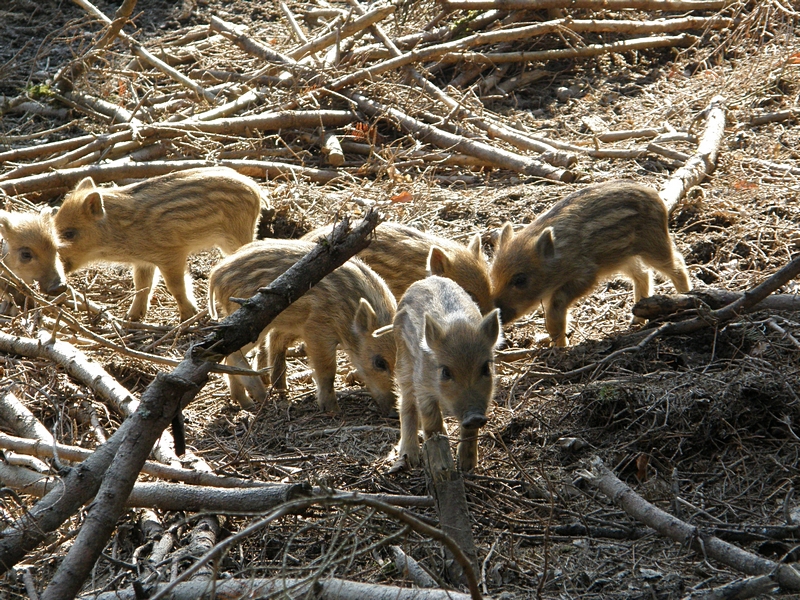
[393,276,501,472]
[303,222,493,314]
[209,239,397,414]
[53,167,263,321]
[490,180,691,346]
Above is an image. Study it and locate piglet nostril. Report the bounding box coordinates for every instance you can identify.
[462,413,487,429]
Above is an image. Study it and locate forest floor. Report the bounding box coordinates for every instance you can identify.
[1,1,799,598]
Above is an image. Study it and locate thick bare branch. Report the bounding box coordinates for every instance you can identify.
[582,457,800,590]
[660,95,726,214]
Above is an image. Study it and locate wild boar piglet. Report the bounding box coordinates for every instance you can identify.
[490,180,691,347]
[208,239,397,414]
[393,273,501,472]
[52,167,263,322]
[0,210,67,304]
[303,221,494,314]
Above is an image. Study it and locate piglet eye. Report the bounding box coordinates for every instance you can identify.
[440,366,453,381]
[19,249,33,262]
[481,361,493,378]
[61,229,77,241]
[373,356,389,372]
[510,273,527,288]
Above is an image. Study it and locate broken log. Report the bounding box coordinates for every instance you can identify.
[422,434,480,586]
[633,289,800,320]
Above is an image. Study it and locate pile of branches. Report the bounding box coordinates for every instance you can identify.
[0,0,769,198]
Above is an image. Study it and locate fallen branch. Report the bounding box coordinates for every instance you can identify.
[0,157,341,196]
[348,91,574,181]
[436,33,697,64]
[147,492,482,600]
[33,212,381,598]
[633,288,800,320]
[70,0,217,102]
[684,575,780,599]
[0,458,310,511]
[580,457,800,590]
[89,576,477,600]
[0,330,139,416]
[0,393,54,445]
[390,545,438,588]
[441,0,737,9]
[660,95,726,214]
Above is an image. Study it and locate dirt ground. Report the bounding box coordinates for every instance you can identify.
[1,1,800,598]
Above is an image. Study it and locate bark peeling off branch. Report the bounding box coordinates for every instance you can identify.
[583,457,800,590]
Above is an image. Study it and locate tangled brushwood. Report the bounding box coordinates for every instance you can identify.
[1,0,800,598]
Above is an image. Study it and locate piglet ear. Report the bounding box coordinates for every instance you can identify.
[83,191,105,219]
[353,298,378,335]
[423,313,445,350]
[480,308,502,347]
[534,227,555,259]
[74,176,96,193]
[496,222,514,250]
[427,246,450,277]
[467,233,483,258]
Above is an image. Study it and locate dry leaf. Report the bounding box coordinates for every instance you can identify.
[390,191,413,203]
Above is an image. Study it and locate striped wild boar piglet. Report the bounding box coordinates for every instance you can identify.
[490,180,692,347]
[0,209,67,302]
[392,275,501,472]
[303,222,494,314]
[52,167,263,322]
[208,239,397,414]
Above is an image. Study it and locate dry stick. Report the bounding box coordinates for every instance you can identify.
[286,4,396,60]
[348,91,573,181]
[0,330,139,417]
[633,289,800,320]
[208,16,319,81]
[660,95,726,215]
[90,577,477,600]
[390,545,438,588]
[0,131,132,182]
[0,157,342,196]
[0,393,52,473]
[350,0,577,168]
[0,459,312,511]
[581,457,800,590]
[33,213,381,598]
[442,0,737,9]
[60,89,141,125]
[147,493,482,600]
[0,432,434,507]
[70,0,216,102]
[0,394,54,445]
[684,575,780,600]
[437,33,696,63]
[751,108,798,126]
[0,134,100,163]
[0,328,179,465]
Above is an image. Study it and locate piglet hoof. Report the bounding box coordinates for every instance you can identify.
[317,397,342,414]
[388,455,409,474]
